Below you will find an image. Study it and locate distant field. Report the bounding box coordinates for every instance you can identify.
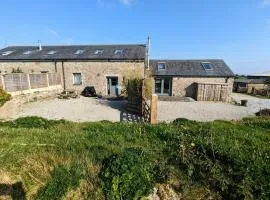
[0,116,269,199]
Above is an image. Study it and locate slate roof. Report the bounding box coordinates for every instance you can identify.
[150,59,234,77]
[0,44,146,61]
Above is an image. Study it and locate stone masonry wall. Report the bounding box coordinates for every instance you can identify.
[62,61,144,95]
[172,77,234,98]
[0,62,57,74]
[0,61,144,95]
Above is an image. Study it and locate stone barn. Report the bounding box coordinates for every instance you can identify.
[150,60,234,101]
[0,44,146,96]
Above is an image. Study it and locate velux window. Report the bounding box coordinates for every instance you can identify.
[94,50,104,55]
[157,62,166,70]
[73,73,82,85]
[1,51,14,56]
[201,62,213,70]
[114,49,124,55]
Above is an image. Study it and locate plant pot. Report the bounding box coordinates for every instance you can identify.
[241,100,248,107]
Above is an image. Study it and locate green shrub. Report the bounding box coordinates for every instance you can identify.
[100,148,156,200]
[35,164,83,200]
[0,88,11,106]
[12,116,66,129]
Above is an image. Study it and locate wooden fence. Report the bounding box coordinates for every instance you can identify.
[1,73,61,93]
[196,82,230,102]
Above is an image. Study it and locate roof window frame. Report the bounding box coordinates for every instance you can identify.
[94,49,104,55]
[201,62,214,70]
[157,62,166,71]
[1,51,14,56]
[114,49,124,55]
[75,49,85,55]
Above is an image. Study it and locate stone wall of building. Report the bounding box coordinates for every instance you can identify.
[61,61,144,95]
[0,62,57,74]
[171,77,234,98]
[0,60,145,95]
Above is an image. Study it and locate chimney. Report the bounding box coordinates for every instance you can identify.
[38,40,42,51]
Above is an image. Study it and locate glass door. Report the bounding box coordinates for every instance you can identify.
[154,77,171,95]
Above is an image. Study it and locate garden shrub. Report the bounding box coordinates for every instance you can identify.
[100,148,156,200]
[0,88,11,106]
[35,164,83,200]
[256,109,270,116]
[12,116,66,129]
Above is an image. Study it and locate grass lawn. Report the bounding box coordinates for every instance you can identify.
[0,117,269,199]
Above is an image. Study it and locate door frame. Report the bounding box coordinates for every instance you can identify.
[154,77,172,96]
[106,76,119,96]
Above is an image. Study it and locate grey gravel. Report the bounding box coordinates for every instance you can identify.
[158,93,270,122]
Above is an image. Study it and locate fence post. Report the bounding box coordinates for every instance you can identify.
[1,75,5,90]
[27,74,31,90]
[150,94,158,124]
[46,73,50,87]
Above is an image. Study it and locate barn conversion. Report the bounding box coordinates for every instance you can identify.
[150,60,234,100]
[0,44,235,101]
[0,44,146,96]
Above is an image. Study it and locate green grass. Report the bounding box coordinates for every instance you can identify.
[0,117,269,199]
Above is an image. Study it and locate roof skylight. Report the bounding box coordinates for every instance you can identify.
[47,50,57,55]
[201,62,213,70]
[23,50,33,55]
[157,62,166,70]
[114,49,124,55]
[1,51,14,56]
[75,50,85,55]
[94,50,104,55]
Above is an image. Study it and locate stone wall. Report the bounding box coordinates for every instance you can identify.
[0,62,57,74]
[171,77,234,98]
[61,61,144,95]
[0,61,144,95]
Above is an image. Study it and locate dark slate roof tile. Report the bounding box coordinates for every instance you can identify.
[0,44,146,61]
[150,59,234,77]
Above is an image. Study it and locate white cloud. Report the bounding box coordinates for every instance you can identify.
[119,0,134,6]
[45,28,58,37]
[260,0,270,8]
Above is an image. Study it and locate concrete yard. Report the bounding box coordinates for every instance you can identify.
[158,93,270,122]
[2,92,269,123]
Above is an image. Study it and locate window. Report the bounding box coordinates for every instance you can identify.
[114,49,124,55]
[75,50,85,55]
[155,78,171,95]
[23,50,33,55]
[73,73,82,85]
[157,62,166,70]
[2,51,14,56]
[94,50,104,55]
[201,62,213,70]
[47,50,56,55]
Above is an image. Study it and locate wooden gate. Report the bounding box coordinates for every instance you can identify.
[127,79,157,123]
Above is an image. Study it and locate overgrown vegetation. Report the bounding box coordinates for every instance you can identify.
[0,116,269,199]
[0,88,11,106]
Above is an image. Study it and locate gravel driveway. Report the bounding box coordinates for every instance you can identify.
[158,93,270,122]
[15,97,132,122]
[12,93,270,123]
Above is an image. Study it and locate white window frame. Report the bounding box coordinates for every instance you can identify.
[73,73,82,85]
